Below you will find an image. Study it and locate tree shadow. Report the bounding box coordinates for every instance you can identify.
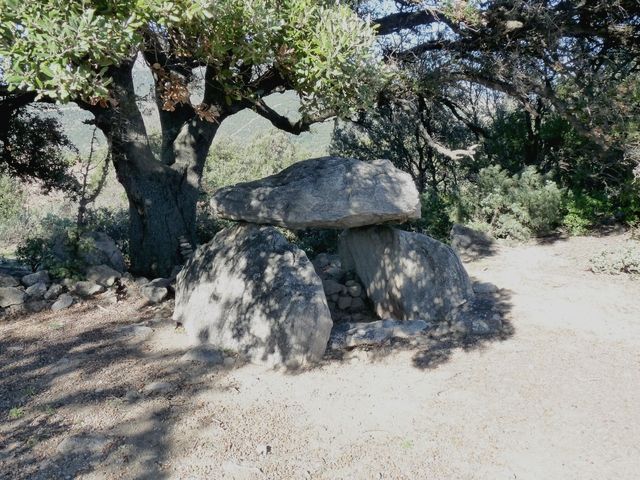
[0,300,234,480]
[319,280,514,371]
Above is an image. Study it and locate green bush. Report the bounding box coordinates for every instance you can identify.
[456,165,565,241]
[203,131,310,191]
[404,192,454,243]
[0,174,22,223]
[15,208,129,278]
[590,243,640,275]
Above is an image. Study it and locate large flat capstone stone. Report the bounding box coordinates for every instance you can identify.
[173,224,333,367]
[339,226,474,321]
[210,157,421,229]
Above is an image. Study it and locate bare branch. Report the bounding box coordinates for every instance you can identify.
[248,98,334,135]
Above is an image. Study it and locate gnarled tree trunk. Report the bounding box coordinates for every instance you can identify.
[85,60,227,277]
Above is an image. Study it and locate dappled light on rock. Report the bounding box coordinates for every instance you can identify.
[210,157,421,229]
[173,224,333,368]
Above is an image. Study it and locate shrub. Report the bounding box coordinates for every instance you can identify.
[15,208,129,278]
[455,165,565,241]
[0,174,25,246]
[404,192,454,243]
[590,243,640,275]
[203,131,310,191]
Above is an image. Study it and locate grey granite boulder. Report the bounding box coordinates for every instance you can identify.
[173,224,332,367]
[210,157,420,229]
[44,284,64,301]
[51,293,74,311]
[339,226,474,322]
[25,281,48,299]
[0,273,19,288]
[0,287,27,308]
[86,264,121,287]
[21,270,50,287]
[78,232,126,272]
[72,281,106,297]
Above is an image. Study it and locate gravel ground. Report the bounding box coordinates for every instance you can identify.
[1,233,639,479]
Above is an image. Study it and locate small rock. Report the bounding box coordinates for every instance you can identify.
[180,346,224,365]
[135,277,150,286]
[124,389,140,403]
[25,281,48,299]
[21,270,50,287]
[0,287,26,308]
[73,281,106,297]
[147,278,172,288]
[346,284,362,297]
[60,278,75,289]
[322,279,343,296]
[143,381,174,395]
[473,282,499,294]
[223,356,236,368]
[0,273,19,287]
[25,300,47,313]
[51,293,74,311]
[86,264,122,287]
[44,283,64,301]
[141,285,168,303]
[337,296,352,310]
[56,434,110,456]
[349,297,366,312]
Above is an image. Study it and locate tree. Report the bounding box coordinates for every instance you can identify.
[371,1,640,155]
[0,88,77,192]
[0,0,384,276]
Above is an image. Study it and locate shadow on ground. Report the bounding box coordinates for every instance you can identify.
[0,300,236,480]
[321,280,514,371]
[0,277,514,479]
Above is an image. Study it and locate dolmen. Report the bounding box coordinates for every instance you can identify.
[173,157,474,368]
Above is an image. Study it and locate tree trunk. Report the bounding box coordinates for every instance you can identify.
[85,60,223,278]
[126,168,197,277]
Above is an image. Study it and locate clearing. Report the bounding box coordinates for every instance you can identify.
[1,233,639,479]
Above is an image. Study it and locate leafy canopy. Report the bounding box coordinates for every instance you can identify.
[0,0,384,117]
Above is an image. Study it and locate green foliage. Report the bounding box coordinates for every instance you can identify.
[456,165,565,241]
[0,0,384,115]
[8,406,24,419]
[590,243,640,276]
[0,173,23,227]
[404,192,454,243]
[1,108,77,192]
[203,131,309,191]
[281,228,341,257]
[15,208,129,277]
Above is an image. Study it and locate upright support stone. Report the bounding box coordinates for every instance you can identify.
[339,226,474,321]
[173,224,333,367]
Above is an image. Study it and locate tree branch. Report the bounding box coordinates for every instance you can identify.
[247,98,334,134]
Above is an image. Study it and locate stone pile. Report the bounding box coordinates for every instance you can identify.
[175,156,477,367]
[311,253,374,323]
[0,231,179,318]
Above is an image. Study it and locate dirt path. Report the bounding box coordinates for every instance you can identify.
[1,234,639,479]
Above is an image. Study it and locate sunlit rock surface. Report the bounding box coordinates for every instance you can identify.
[339,226,474,321]
[173,224,332,367]
[210,157,420,229]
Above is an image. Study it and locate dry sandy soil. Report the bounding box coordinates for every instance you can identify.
[1,233,639,479]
